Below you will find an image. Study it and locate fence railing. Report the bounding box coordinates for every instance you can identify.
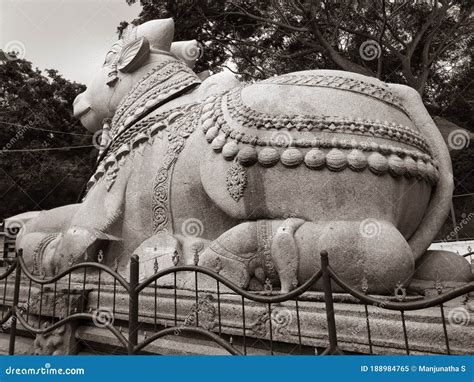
[0,249,472,355]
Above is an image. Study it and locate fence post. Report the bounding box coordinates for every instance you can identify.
[9,251,22,355]
[320,250,342,355]
[128,255,139,354]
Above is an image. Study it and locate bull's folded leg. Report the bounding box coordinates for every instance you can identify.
[15,204,80,275]
[270,218,305,293]
[196,218,305,292]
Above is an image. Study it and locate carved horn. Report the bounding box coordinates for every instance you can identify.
[136,18,175,52]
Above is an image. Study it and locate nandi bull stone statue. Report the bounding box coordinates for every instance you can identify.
[14,18,461,295]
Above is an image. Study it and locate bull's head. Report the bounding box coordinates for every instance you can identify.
[73,18,200,133]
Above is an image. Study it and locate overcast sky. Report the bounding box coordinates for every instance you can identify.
[1,0,141,84]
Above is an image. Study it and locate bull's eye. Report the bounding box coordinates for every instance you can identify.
[103,51,117,66]
[103,42,123,67]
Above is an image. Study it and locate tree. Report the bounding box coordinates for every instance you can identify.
[0,56,96,219]
[124,0,473,126]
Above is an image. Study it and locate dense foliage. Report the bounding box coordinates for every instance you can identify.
[0,56,96,219]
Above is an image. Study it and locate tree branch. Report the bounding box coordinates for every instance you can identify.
[225,11,309,32]
[407,2,449,59]
[307,6,374,77]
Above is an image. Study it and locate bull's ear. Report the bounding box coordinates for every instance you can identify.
[117,37,150,73]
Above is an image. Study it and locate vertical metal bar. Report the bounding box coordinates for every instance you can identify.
[8,258,21,355]
[320,250,338,353]
[154,280,157,332]
[401,311,409,355]
[112,277,117,317]
[96,269,102,310]
[268,303,274,355]
[217,281,222,336]
[439,304,451,355]
[295,299,302,354]
[364,304,373,354]
[26,278,32,322]
[82,265,87,297]
[194,271,199,327]
[241,296,246,355]
[66,273,71,316]
[173,273,177,326]
[52,281,57,323]
[450,203,459,241]
[128,255,139,355]
[2,269,8,319]
[38,284,44,328]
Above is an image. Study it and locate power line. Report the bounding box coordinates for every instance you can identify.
[1,145,95,153]
[0,120,91,136]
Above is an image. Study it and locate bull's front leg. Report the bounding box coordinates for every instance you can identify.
[15,204,81,275]
[270,218,305,293]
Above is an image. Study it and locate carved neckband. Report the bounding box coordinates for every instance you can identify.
[96,59,202,166]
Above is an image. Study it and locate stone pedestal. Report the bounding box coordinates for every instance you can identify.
[83,284,473,355]
[0,279,472,355]
[0,280,89,355]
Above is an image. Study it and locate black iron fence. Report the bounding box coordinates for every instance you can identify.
[0,250,472,355]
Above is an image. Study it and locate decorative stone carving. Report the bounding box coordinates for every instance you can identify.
[225,161,248,202]
[27,288,89,317]
[33,323,67,355]
[13,18,455,295]
[224,87,430,154]
[151,106,198,233]
[194,84,440,191]
[260,74,408,115]
[26,289,88,355]
[251,305,293,338]
[181,294,217,331]
[33,233,60,276]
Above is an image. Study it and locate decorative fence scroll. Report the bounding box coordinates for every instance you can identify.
[0,250,472,355]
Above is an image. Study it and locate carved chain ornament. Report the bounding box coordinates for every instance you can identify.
[199,85,439,188]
